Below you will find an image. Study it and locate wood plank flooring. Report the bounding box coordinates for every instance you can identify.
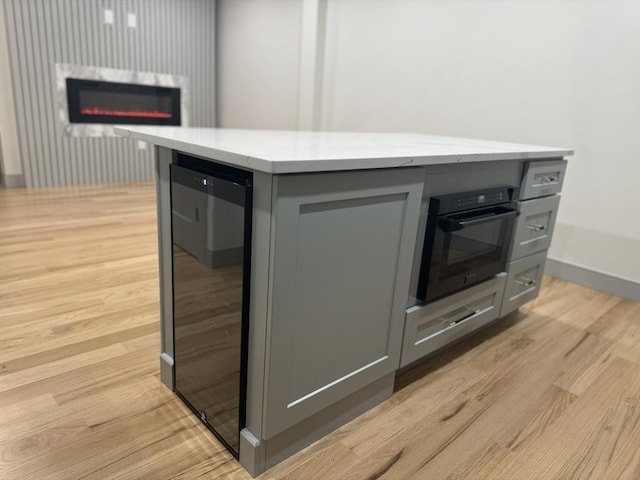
[1,182,638,480]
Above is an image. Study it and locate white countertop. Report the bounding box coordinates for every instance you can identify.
[114,127,573,174]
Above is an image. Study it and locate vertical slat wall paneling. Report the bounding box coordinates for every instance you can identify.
[3,0,216,188]
[33,2,54,186]
[134,0,144,182]
[104,0,116,186]
[51,0,69,185]
[42,1,61,186]
[14,2,33,185]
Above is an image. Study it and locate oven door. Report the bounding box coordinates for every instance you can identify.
[418,204,517,303]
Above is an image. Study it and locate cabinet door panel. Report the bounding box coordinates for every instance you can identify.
[264,169,423,439]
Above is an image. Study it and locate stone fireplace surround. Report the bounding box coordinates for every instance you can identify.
[56,63,188,137]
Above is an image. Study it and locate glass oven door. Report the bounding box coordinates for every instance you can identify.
[419,205,517,303]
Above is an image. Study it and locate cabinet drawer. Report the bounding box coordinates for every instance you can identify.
[501,251,547,317]
[401,274,506,367]
[520,160,567,200]
[510,195,560,261]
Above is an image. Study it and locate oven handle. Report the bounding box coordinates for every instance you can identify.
[439,207,518,232]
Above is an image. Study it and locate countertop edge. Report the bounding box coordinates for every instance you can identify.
[114,127,574,174]
[266,150,573,174]
[113,127,273,172]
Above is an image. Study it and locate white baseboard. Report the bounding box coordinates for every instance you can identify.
[545,258,640,303]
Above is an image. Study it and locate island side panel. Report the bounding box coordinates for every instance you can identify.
[155,145,175,389]
[263,168,424,440]
[239,170,273,476]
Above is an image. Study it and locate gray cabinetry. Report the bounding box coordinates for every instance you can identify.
[133,125,572,478]
[401,274,506,367]
[263,168,423,439]
[501,158,566,315]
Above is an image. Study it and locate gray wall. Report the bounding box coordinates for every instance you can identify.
[3,0,216,188]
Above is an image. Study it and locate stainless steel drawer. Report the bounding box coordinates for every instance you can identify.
[520,160,567,200]
[401,274,506,367]
[510,195,560,261]
[501,251,547,317]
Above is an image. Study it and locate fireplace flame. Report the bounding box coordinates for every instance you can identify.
[80,107,172,119]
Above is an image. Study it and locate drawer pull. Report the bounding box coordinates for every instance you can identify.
[516,277,536,288]
[526,224,547,232]
[536,175,558,183]
[442,306,480,326]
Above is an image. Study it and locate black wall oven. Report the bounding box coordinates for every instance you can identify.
[417,186,518,303]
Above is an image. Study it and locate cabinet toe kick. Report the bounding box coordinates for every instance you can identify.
[239,428,262,477]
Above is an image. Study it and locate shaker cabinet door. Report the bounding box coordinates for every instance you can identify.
[262,168,423,439]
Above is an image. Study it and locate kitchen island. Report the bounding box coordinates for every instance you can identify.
[114,127,572,477]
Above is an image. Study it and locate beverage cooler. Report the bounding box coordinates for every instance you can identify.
[170,156,252,458]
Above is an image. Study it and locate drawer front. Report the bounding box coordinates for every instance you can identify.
[510,195,560,261]
[401,274,506,367]
[520,160,567,200]
[501,250,547,317]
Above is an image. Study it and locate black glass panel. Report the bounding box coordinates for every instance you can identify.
[171,164,250,457]
[443,221,503,270]
[419,208,515,303]
[66,78,181,125]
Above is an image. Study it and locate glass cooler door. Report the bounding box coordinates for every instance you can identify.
[170,163,251,458]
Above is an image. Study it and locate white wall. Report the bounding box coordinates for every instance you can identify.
[216,0,303,129]
[319,0,639,282]
[215,0,640,283]
[0,0,23,183]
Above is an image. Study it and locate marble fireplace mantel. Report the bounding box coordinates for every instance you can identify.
[56,63,188,137]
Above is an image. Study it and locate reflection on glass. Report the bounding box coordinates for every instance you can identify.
[171,166,247,456]
[446,221,502,266]
[173,246,243,453]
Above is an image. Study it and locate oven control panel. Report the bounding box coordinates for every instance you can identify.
[455,191,506,209]
[428,186,518,215]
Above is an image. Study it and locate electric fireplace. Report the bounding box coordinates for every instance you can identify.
[66,78,181,126]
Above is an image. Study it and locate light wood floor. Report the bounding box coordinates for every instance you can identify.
[1,183,638,480]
